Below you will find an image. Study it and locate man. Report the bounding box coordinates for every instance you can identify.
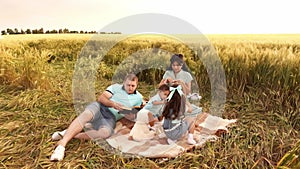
[50,73,143,161]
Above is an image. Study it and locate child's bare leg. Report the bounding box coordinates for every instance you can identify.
[186,101,193,113]
[185,117,197,144]
[185,117,196,134]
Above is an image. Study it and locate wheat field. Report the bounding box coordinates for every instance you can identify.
[0,34,299,168]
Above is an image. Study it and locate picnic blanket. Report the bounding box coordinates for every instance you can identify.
[105,105,237,158]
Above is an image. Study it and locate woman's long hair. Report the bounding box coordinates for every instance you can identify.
[162,85,186,120]
[166,54,190,72]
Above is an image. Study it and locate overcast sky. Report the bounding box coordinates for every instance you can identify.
[1,0,299,34]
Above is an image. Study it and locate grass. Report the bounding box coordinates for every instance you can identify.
[0,34,299,168]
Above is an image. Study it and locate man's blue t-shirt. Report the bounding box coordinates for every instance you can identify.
[106,84,143,120]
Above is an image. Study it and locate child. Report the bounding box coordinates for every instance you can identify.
[164,77,193,113]
[160,84,197,145]
[128,84,170,141]
[143,84,170,119]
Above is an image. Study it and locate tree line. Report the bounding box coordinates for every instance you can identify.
[1,28,121,35]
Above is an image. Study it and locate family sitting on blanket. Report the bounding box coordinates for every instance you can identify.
[50,53,201,161]
[129,83,198,145]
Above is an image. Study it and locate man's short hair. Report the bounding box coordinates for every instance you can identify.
[124,73,138,82]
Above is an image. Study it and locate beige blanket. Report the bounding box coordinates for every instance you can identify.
[105,108,237,158]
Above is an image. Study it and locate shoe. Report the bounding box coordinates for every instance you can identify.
[50,145,65,161]
[84,122,93,130]
[187,93,202,101]
[187,137,196,145]
[51,130,66,141]
[167,138,177,145]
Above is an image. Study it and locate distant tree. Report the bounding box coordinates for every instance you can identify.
[70,30,79,33]
[45,30,56,34]
[1,30,6,35]
[38,28,44,34]
[50,29,58,33]
[32,29,38,34]
[14,28,19,34]
[6,28,14,34]
[63,28,69,33]
[25,29,31,34]
[2,27,104,35]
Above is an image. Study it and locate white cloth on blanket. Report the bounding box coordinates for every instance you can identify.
[199,114,237,131]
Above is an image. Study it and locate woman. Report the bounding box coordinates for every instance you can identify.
[159,54,193,95]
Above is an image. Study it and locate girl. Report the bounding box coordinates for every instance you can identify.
[160,85,197,145]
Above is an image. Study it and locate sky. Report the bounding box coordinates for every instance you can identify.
[1,0,299,34]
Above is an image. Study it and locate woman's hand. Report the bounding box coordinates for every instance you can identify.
[172,79,183,85]
[171,80,189,94]
[165,77,173,84]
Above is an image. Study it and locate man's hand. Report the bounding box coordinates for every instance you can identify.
[113,102,124,111]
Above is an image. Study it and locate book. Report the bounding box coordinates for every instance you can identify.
[121,106,132,110]
[119,107,139,114]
